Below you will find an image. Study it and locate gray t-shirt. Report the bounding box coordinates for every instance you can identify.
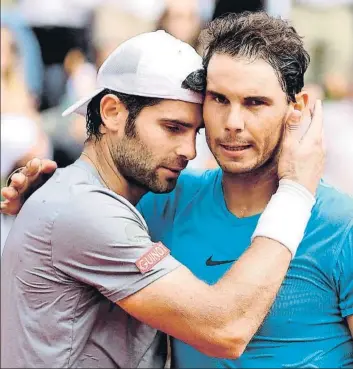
[1,159,181,368]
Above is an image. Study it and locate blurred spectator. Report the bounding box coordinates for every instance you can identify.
[97,0,165,21]
[291,0,353,97]
[0,24,52,176]
[18,0,99,110]
[1,25,52,252]
[157,0,202,48]
[1,26,35,120]
[93,2,157,69]
[1,9,44,103]
[0,25,50,174]
[41,49,97,168]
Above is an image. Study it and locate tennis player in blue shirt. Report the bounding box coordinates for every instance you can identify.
[138,13,353,368]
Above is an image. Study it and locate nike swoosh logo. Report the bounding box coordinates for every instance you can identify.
[206,255,235,267]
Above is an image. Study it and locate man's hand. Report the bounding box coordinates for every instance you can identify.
[0,158,57,215]
[278,100,325,195]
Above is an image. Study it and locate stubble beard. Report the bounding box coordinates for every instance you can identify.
[206,120,285,182]
[112,134,176,194]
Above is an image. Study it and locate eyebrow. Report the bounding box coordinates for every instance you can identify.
[206,89,223,96]
[244,95,274,104]
[160,119,196,128]
[207,89,274,104]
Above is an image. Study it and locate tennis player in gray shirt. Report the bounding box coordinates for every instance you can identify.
[1,31,324,368]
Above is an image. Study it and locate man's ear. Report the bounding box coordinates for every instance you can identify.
[99,94,127,134]
[291,91,309,114]
[284,91,310,135]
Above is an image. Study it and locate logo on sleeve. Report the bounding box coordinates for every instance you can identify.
[135,242,170,274]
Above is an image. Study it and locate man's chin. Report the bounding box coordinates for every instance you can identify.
[149,177,178,194]
[217,158,256,175]
[222,166,255,176]
[220,158,278,178]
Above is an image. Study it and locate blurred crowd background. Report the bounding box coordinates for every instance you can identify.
[1,0,353,249]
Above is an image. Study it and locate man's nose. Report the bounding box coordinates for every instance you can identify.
[224,106,245,132]
[175,135,197,161]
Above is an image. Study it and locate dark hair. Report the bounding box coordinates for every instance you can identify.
[86,90,162,140]
[200,11,310,102]
[86,69,206,141]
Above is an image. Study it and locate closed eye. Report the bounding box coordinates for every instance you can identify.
[165,125,182,133]
[208,91,229,105]
[168,125,202,135]
[161,119,202,135]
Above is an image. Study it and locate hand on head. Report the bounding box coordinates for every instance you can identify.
[278,99,325,195]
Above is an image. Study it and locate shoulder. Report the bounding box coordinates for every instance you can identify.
[305,181,353,259]
[52,186,148,247]
[290,182,353,289]
[313,181,353,227]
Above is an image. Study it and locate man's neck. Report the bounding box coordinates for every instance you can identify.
[81,142,147,206]
[222,163,279,218]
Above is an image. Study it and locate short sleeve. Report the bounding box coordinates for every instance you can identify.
[333,222,353,318]
[51,189,181,302]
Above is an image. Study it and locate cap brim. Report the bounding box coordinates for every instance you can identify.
[62,88,105,117]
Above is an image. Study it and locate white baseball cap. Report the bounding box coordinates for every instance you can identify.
[62,31,204,117]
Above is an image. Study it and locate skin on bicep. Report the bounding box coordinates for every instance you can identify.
[117,265,217,353]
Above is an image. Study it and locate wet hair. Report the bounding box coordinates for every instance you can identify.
[86,69,206,141]
[200,11,310,102]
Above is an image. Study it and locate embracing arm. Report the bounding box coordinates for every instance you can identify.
[119,236,290,359]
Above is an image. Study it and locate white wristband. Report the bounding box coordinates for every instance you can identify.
[251,179,316,258]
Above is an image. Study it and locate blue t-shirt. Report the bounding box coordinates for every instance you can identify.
[137,169,353,368]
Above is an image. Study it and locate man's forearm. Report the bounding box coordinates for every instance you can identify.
[204,236,291,357]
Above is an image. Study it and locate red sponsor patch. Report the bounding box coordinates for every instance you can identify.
[135,242,170,274]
